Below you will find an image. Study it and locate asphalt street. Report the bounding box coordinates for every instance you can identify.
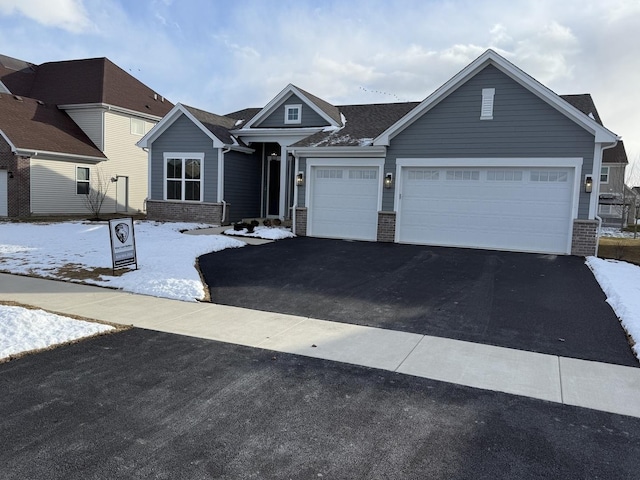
[200,237,637,366]
[1,328,639,479]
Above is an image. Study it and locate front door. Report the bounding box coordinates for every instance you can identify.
[267,157,280,217]
[116,175,129,213]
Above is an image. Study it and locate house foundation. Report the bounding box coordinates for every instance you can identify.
[571,219,599,256]
[146,200,224,225]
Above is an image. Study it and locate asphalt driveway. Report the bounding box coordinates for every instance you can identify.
[2,329,640,479]
[199,237,637,367]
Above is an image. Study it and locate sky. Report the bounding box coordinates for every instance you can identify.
[0,0,639,176]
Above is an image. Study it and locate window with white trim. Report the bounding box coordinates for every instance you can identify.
[76,166,90,194]
[165,154,203,201]
[480,88,495,120]
[601,166,609,183]
[284,104,302,124]
[131,118,145,135]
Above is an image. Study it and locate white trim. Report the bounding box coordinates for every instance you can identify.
[394,158,582,254]
[242,84,341,129]
[284,104,302,124]
[0,80,10,94]
[162,152,205,202]
[0,129,18,152]
[14,148,104,163]
[374,49,618,146]
[75,165,90,195]
[305,158,385,238]
[600,165,610,184]
[291,146,387,158]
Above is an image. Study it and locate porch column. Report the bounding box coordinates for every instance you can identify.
[279,145,287,219]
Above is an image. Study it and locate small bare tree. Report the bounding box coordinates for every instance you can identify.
[83,167,111,219]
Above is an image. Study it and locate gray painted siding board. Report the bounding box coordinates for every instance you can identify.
[256,93,330,128]
[385,64,595,217]
[224,150,262,222]
[298,158,307,207]
[150,114,218,202]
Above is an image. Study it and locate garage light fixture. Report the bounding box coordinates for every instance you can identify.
[384,172,393,189]
[296,171,304,186]
[7,171,13,178]
[584,175,593,193]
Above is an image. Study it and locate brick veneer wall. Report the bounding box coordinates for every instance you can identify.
[294,207,307,236]
[0,136,31,217]
[377,211,396,242]
[571,219,598,256]
[147,200,223,224]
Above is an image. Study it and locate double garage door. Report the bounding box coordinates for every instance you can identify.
[307,162,576,254]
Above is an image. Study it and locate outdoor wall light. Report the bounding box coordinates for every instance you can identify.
[296,171,304,187]
[7,171,14,179]
[384,172,393,189]
[269,152,278,161]
[584,175,593,193]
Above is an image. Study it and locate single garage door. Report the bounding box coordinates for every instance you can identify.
[309,166,379,241]
[0,170,7,217]
[398,167,574,254]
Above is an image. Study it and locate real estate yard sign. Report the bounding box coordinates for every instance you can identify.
[109,218,138,270]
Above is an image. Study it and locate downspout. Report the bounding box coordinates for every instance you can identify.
[219,147,231,225]
[594,139,620,257]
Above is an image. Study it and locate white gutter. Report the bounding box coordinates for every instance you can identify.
[219,147,231,224]
[14,148,105,163]
[592,139,620,256]
[58,103,164,122]
[291,150,299,234]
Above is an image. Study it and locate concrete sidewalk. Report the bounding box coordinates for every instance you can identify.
[1,272,639,418]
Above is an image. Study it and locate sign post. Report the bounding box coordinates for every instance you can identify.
[108,218,138,272]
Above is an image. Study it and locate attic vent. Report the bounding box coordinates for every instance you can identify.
[13,95,22,101]
[480,88,495,120]
[154,93,158,100]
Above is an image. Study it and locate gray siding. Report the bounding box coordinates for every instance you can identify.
[385,65,596,217]
[255,93,330,128]
[224,150,262,222]
[150,113,218,202]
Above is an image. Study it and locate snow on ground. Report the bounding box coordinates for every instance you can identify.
[586,257,640,361]
[0,304,114,361]
[600,227,640,238]
[0,221,246,301]
[224,226,295,240]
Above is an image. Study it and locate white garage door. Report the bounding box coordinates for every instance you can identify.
[398,167,574,254]
[0,170,7,217]
[309,166,379,241]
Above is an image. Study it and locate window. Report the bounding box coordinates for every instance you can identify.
[131,118,146,135]
[480,88,495,120]
[408,170,439,181]
[164,154,203,201]
[284,104,302,124]
[348,170,377,179]
[316,169,343,179]
[487,170,523,182]
[446,170,480,181]
[601,166,609,183]
[76,166,90,194]
[530,170,568,182]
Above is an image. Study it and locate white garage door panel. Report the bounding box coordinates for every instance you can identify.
[399,167,574,253]
[0,170,7,217]
[311,167,379,241]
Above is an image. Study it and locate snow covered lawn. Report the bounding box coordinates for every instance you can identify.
[0,220,261,361]
[587,257,640,361]
[0,304,115,362]
[0,220,246,301]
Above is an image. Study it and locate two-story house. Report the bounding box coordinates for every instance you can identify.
[0,54,173,217]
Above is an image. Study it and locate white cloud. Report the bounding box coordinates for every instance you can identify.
[0,0,92,33]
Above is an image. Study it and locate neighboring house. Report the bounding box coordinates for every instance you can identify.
[138,49,621,256]
[0,54,173,217]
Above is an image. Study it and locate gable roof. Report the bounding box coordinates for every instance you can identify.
[374,49,619,146]
[0,93,105,160]
[0,55,173,118]
[241,84,342,129]
[137,103,252,152]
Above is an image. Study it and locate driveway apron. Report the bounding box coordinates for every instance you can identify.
[199,237,636,367]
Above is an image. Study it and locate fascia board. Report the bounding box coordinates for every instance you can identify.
[288,85,341,127]
[0,129,18,152]
[14,148,105,163]
[291,146,387,158]
[59,103,163,122]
